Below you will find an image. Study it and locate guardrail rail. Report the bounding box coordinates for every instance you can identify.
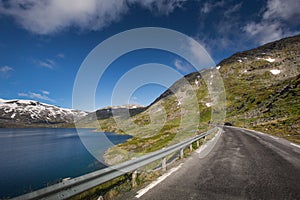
[12,127,220,200]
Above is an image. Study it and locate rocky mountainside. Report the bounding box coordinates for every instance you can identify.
[218,34,299,140]
[76,34,300,165]
[146,34,300,143]
[0,99,88,128]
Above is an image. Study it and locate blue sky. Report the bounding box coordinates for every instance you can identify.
[0,0,299,111]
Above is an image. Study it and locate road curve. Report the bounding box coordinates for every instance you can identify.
[129,127,300,200]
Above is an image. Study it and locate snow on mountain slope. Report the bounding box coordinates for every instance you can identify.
[0,99,88,127]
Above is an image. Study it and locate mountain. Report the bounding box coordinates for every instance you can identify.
[218,34,300,142]
[90,105,146,120]
[3,34,298,162]
[76,104,147,132]
[76,34,300,165]
[0,99,88,128]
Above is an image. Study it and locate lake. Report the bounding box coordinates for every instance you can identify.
[0,128,131,198]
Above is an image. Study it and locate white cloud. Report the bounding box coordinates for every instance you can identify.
[38,59,55,69]
[201,1,225,14]
[197,1,246,55]
[0,0,126,34]
[42,90,50,95]
[0,0,185,35]
[57,53,65,58]
[0,65,13,73]
[18,91,55,102]
[0,65,14,78]
[224,2,242,18]
[243,21,286,44]
[17,93,28,97]
[174,59,193,73]
[263,0,300,24]
[243,0,300,45]
[132,0,185,15]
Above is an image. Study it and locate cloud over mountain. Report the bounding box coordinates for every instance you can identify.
[243,0,300,44]
[0,0,184,34]
[18,91,55,102]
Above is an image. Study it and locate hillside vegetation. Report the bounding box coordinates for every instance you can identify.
[219,35,300,143]
[77,34,300,164]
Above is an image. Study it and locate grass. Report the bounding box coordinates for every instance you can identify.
[70,170,162,200]
[77,35,300,157]
[223,58,300,143]
[71,128,218,200]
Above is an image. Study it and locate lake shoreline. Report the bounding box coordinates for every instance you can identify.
[0,128,131,198]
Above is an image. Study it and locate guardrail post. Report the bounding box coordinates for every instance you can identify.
[97,196,104,200]
[162,157,167,172]
[12,129,218,200]
[132,170,138,188]
[189,144,193,152]
[196,140,200,147]
[180,148,184,159]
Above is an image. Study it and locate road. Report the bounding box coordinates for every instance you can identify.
[123,126,300,200]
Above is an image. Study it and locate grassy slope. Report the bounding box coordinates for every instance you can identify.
[220,35,300,143]
[77,71,213,165]
[77,34,300,164]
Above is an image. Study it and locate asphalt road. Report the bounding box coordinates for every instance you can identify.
[125,127,300,200]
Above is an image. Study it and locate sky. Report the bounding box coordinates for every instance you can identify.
[0,0,299,111]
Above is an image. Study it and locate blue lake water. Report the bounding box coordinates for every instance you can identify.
[0,128,131,198]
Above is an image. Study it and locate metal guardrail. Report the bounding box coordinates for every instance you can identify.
[12,127,219,200]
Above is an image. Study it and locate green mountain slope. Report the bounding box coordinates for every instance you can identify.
[77,34,300,164]
[219,35,300,143]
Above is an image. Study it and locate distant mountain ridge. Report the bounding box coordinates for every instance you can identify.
[76,104,147,132]
[0,98,146,128]
[0,99,88,128]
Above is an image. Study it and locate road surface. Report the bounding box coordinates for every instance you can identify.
[122,126,300,199]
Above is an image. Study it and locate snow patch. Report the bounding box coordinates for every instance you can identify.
[270,69,280,75]
[11,113,16,118]
[18,100,34,104]
[264,57,275,62]
[205,103,212,107]
[243,70,247,73]
[216,66,221,70]
[237,59,242,63]
[155,108,162,112]
[0,98,88,122]
[257,57,275,62]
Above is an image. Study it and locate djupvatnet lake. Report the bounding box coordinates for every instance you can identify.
[0,128,131,198]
